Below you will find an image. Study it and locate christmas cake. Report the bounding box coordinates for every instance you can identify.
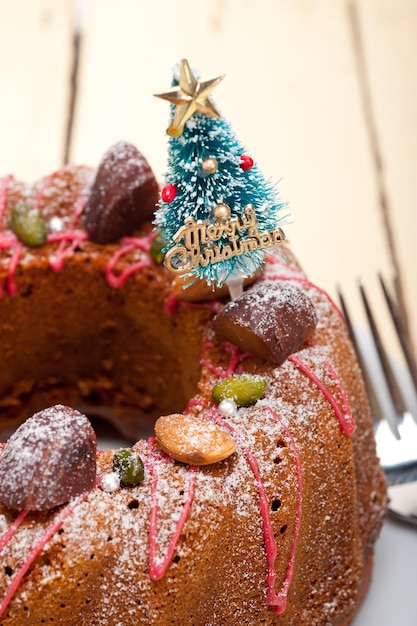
[0,61,387,625]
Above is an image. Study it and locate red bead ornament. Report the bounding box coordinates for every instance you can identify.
[239,155,254,171]
[161,183,177,203]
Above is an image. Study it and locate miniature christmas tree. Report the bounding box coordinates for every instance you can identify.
[154,59,287,299]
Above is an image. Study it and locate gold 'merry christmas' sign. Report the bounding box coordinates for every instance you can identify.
[164,204,285,274]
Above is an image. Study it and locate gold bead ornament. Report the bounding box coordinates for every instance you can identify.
[201,157,218,174]
[213,203,231,221]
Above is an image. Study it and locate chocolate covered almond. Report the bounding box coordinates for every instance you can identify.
[214,281,317,364]
[83,141,159,243]
[0,405,96,510]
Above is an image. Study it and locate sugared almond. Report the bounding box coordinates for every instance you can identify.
[171,274,257,301]
[154,414,236,466]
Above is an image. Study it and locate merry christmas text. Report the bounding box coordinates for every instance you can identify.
[164,204,285,274]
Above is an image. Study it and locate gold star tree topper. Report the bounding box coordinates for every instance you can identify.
[154,59,225,137]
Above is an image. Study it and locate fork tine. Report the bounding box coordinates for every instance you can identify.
[379,274,417,395]
[339,282,417,473]
[358,279,409,437]
[337,286,384,423]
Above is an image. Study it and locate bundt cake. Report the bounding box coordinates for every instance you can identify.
[0,57,387,624]
[0,147,387,624]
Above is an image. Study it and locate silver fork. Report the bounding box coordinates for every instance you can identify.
[338,276,417,526]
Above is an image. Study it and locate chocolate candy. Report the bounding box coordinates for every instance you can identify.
[0,405,96,511]
[83,141,159,243]
[213,281,317,364]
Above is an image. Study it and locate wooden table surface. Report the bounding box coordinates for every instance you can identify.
[0,0,416,364]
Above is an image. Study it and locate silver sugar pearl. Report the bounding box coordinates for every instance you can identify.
[49,216,64,232]
[100,471,120,492]
[218,398,237,417]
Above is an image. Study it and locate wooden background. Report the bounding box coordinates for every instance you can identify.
[0,0,416,364]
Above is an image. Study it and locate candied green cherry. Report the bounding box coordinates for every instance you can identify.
[150,232,168,264]
[113,449,144,486]
[212,374,267,408]
[11,202,47,247]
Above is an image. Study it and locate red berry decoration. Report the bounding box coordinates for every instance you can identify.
[239,155,254,171]
[161,183,177,203]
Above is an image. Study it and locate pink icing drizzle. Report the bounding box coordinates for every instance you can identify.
[0,510,29,553]
[5,242,23,297]
[0,233,15,247]
[49,193,88,272]
[184,397,206,413]
[105,236,153,288]
[146,438,197,581]
[222,342,252,377]
[264,272,343,322]
[200,342,251,379]
[288,353,355,435]
[199,358,227,378]
[263,253,343,321]
[0,175,13,227]
[205,406,302,614]
[164,293,178,314]
[33,168,64,210]
[164,294,223,315]
[0,492,89,619]
[0,175,16,298]
[307,339,354,432]
[264,407,302,612]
